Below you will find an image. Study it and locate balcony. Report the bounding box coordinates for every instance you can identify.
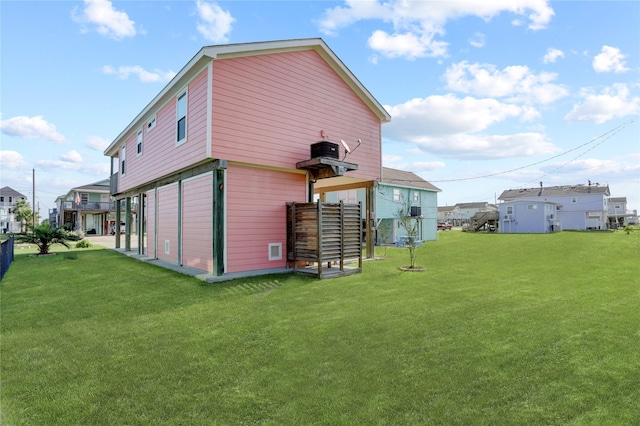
[61,201,116,212]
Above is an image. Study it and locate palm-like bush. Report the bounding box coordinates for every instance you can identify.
[17,223,70,255]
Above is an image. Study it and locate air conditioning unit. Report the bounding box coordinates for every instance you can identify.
[410,206,421,216]
[310,141,339,159]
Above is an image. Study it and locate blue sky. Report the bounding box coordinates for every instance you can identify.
[2,0,639,218]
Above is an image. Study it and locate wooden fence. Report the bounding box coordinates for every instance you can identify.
[287,201,362,278]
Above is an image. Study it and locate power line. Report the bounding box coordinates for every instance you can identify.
[425,119,635,183]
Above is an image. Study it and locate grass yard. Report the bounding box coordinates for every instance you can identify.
[1,231,639,425]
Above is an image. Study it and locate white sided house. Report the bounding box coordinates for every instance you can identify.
[499,200,560,233]
[498,183,610,231]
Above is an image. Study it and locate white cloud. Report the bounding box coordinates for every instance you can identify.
[35,159,110,176]
[543,48,564,64]
[102,65,176,83]
[196,0,234,43]
[72,0,136,40]
[469,32,485,48]
[318,0,554,59]
[0,115,66,143]
[593,45,629,73]
[0,150,28,170]
[382,154,446,173]
[444,61,568,104]
[565,84,640,124]
[60,150,83,163]
[85,136,111,151]
[385,94,536,140]
[413,133,559,159]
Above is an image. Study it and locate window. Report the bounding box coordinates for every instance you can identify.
[176,91,187,144]
[571,197,577,203]
[0,197,3,202]
[528,204,538,210]
[393,188,401,202]
[81,193,89,205]
[136,130,143,156]
[413,191,419,202]
[506,206,513,215]
[121,145,126,175]
[147,116,156,131]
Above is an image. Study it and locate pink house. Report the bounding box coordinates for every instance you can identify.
[104,38,390,279]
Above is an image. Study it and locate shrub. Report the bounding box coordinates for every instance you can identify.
[65,230,85,241]
[75,239,92,248]
[16,223,70,255]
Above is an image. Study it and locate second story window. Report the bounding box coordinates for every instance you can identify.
[393,188,401,202]
[137,130,143,156]
[121,145,126,175]
[81,193,89,205]
[413,191,419,202]
[176,90,187,144]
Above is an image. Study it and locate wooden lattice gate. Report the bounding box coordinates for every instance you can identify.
[286,201,362,278]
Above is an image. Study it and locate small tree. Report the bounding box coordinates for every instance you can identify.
[13,199,33,233]
[17,222,70,255]
[396,202,423,270]
[377,219,392,256]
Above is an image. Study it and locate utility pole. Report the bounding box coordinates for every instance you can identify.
[32,169,36,228]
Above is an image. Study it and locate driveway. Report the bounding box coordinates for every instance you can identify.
[86,235,138,250]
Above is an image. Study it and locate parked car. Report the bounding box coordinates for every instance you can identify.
[437,223,452,230]
[109,222,125,235]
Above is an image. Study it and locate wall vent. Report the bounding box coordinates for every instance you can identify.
[268,243,282,261]
[165,240,170,254]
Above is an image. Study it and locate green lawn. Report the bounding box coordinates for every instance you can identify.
[2,231,639,425]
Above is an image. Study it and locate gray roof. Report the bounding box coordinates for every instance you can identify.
[609,197,627,203]
[381,167,441,192]
[72,179,110,192]
[0,186,27,199]
[455,202,494,210]
[438,206,455,212]
[499,184,610,200]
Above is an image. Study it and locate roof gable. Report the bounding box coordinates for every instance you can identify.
[105,38,390,156]
[0,186,27,198]
[381,167,441,192]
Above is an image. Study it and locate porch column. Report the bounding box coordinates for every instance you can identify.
[125,197,131,251]
[115,199,121,249]
[366,185,375,259]
[138,192,145,256]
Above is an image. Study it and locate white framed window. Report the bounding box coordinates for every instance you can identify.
[413,191,419,202]
[176,90,187,145]
[528,204,538,210]
[121,145,126,175]
[506,206,513,215]
[136,130,143,156]
[571,197,577,203]
[147,115,156,131]
[393,188,401,202]
[268,243,282,261]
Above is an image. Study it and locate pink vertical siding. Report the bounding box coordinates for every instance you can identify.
[118,67,210,194]
[156,183,179,264]
[225,164,307,273]
[146,190,156,259]
[181,174,213,272]
[211,50,382,181]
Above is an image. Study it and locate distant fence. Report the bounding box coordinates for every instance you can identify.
[1,236,15,281]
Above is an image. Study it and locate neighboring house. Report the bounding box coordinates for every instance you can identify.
[0,187,28,233]
[499,200,560,233]
[437,202,497,226]
[103,38,390,278]
[498,183,610,231]
[437,206,456,224]
[607,197,637,227]
[324,167,441,244]
[56,179,115,235]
